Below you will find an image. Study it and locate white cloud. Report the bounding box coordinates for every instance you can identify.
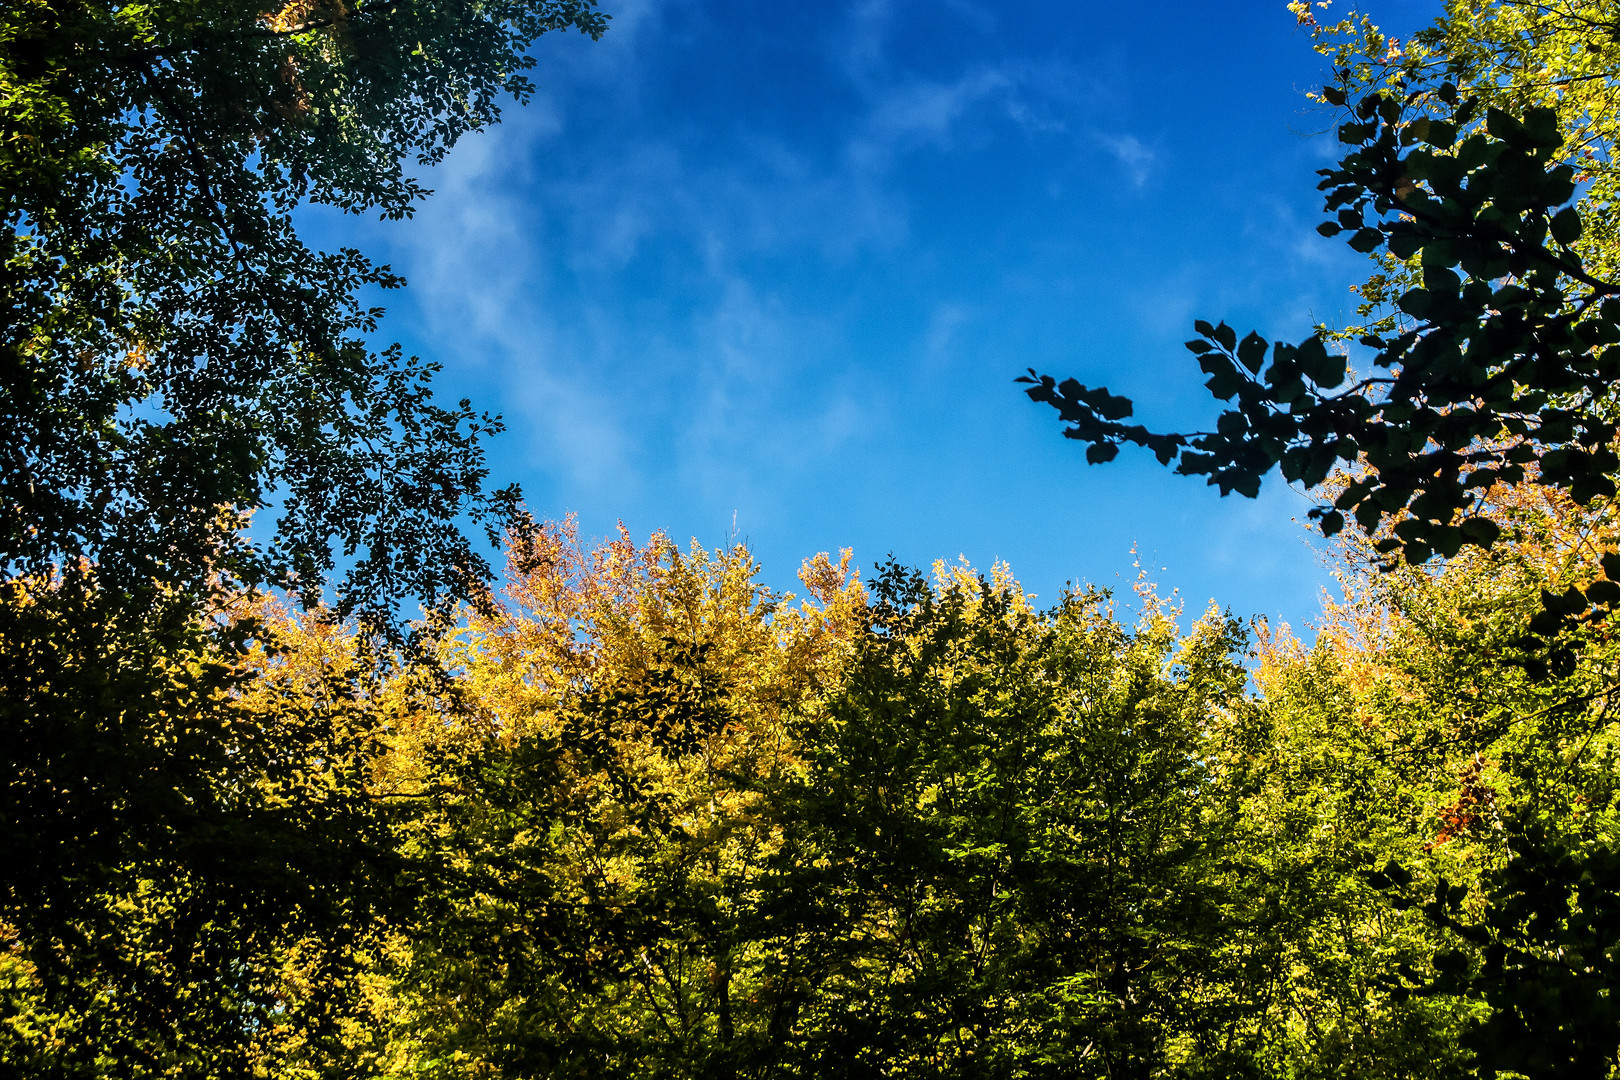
[1095,132,1156,186]
[924,301,973,361]
[379,0,1170,515]
[838,0,897,84]
[859,68,1014,153]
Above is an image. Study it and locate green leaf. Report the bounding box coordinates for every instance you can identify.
[1421,240,1459,267]
[1486,107,1523,144]
[1387,231,1423,259]
[1542,164,1577,206]
[1423,120,1456,147]
[1295,337,1347,388]
[1528,605,1566,637]
[1458,516,1501,547]
[1424,265,1461,295]
[1547,586,1589,617]
[1205,371,1244,400]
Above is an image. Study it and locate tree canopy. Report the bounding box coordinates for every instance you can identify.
[8,499,1617,1076]
[1022,0,1620,571]
[2,4,608,1073]
[13,1,1620,1076]
[2,0,606,616]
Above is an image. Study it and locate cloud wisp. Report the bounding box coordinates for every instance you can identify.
[327,0,1364,628]
[383,0,1162,514]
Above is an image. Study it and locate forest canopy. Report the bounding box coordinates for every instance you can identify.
[9,0,1620,1077]
[10,499,1620,1077]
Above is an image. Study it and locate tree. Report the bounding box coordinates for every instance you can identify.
[768,561,1262,1079]
[1,0,607,617]
[360,523,865,1078]
[0,575,414,1077]
[2,7,608,1072]
[1021,0,1620,573]
[1416,821,1620,1080]
[1008,8,1620,1060]
[1287,481,1620,1078]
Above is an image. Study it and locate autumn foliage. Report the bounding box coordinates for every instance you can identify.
[9,493,1620,1076]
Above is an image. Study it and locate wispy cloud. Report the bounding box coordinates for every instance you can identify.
[379,0,1174,522]
[924,301,974,361]
[1094,131,1157,185]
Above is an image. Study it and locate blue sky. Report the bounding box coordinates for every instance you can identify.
[309,0,1436,629]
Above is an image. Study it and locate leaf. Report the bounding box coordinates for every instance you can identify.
[1348,228,1384,253]
[1424,265,1461,296]
[1083,386,1136,421]
[1387,231,1423,259]
[1522,106,1561,150]
[1085,443,1119,464]
[1432,525,1464,558]
[1486,107,1523,144]
[1584,579,1620,606]
[1420,239,1459,267]
[1423,120,1456,147]
[1146,434,1180,465]
[1236,332,1268,374]
[1205,371,1244,401]
[1398,289,1433,318]
[1550,206,1583,245]
[1458,516,1500,547]
[1544,586,1589,617]
[1295,336,1347,387]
